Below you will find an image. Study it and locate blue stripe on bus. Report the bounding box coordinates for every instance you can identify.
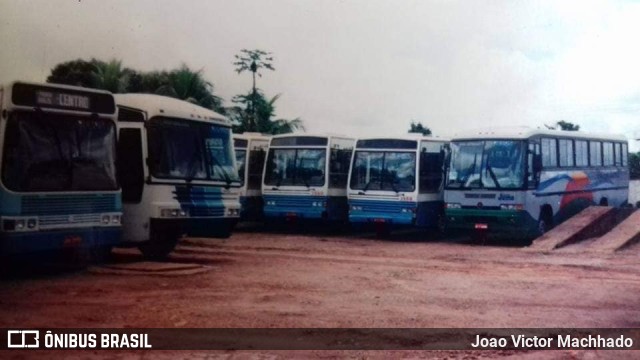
[173,186,226,217]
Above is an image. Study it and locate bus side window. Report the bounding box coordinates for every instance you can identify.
[541,138,557,168]
[117,128,144,203]
[614,143,622,166]
[622,143,628,167]
[527,142,541,189]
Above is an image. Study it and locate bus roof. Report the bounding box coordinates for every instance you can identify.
[233,132,271,141]
[114,93,230,126]
[270,132,355,141]
[451,126,627,142]
[356,134,449,142]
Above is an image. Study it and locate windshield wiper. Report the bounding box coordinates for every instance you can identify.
[185,150,202,184]
[485,159,501,189]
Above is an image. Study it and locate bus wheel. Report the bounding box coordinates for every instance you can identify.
[139,237,178,261]
[436,211,447,234]
[537,213,553,235]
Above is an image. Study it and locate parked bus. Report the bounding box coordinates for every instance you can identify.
[0,81,121,260]
[234,133,270,221]
[347,136,448,234]
[444,127,629,239]
[262,134,355,223]
[115,94,241,259]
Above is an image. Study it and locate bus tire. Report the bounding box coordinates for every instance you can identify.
[436,211,447,234]
[537,210,553,235]
[599,198,609,206]
[139,237,178,261]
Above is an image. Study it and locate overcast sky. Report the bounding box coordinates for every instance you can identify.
[1,0,639,149]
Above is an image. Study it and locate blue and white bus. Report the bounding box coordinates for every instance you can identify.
[0,81,121,259]
[115,94,241,259]
[262,134,355,223]
[444,127,629,239]
[347,136,448,234]
[234,133,270,221]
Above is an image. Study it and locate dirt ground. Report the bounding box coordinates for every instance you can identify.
[1,225,639,359]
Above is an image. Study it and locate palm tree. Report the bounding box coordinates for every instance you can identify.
[155,64,224,113]
[91,59,129,93]
[230,91,303,134]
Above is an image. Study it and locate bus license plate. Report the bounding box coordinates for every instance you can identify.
[374,219,386,223]
[474,223,488,230]
[63,235,82,247]
[286,212,298,217]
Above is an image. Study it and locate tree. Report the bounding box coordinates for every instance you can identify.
[47,59,98,87]
[234,49,275,128]
[545,120,580,131]
[229,90,303,134]
[408,121,432,136]
[91,59,130,93]
[155,64,224,113]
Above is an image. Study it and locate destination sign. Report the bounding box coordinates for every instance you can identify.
[11,82,116,114]
[36,91,91,110]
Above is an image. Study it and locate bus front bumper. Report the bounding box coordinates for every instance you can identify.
[264,206,326,220]
[445,208,538,237]
[0,227,121,255]
[349,212,415,225]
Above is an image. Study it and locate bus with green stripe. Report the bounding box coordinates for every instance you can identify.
[444,127,629,239]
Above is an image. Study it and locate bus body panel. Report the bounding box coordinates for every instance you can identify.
[234,133,270,221]
[0,82,122,256]
[347,137,448,229]
[444,127,629,238]
[262,134,355,223]
[115,94,241,249]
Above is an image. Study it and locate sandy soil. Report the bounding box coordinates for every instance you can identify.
[1,226,639,359]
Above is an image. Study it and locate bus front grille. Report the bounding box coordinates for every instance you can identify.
[21,194,118,216]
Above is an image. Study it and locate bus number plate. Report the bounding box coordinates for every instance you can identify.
[63,235,82,247]
[474,223,488,230]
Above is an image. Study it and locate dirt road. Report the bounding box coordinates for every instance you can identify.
[1,227,639,358]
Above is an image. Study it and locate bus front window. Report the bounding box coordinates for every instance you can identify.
[264,148,326,187]
[147,118,239,183]
[2,111,117,192]
[447,140,525,189]
[235,149,247,186]
[350,151,416,192]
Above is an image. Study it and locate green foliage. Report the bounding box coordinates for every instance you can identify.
[47,59,98,87]
[233,49,275,77]
[630,152,640,180]
[229,90,303,134]
[408,121,432,136]
[546,120,580,131]
[91,59,129,93]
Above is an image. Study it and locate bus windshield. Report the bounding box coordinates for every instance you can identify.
[350,151,416,192]
[147,117,239,184]
[446,140,525,189]
[2,111,117,192]
[264,148,326,187]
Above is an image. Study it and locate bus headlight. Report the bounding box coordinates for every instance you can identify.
[312,201,326,207]
[2,217,38,232]
[400,207,416,214]
[500,204,524,211]
[111,214,121,224]
[226,208,240,217]
[160,208,189,218]
[266,200,276,206]
[101,215,111,224]
[445,203,461,209]
[351,205,363,211]
[27,218,38,229]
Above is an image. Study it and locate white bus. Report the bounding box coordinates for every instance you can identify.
[115,94,241,259]
[0,81,121,260]
[347,136,448,234]
[444,127,629,239]
[262,134,355,223]
[233,133,270,221]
